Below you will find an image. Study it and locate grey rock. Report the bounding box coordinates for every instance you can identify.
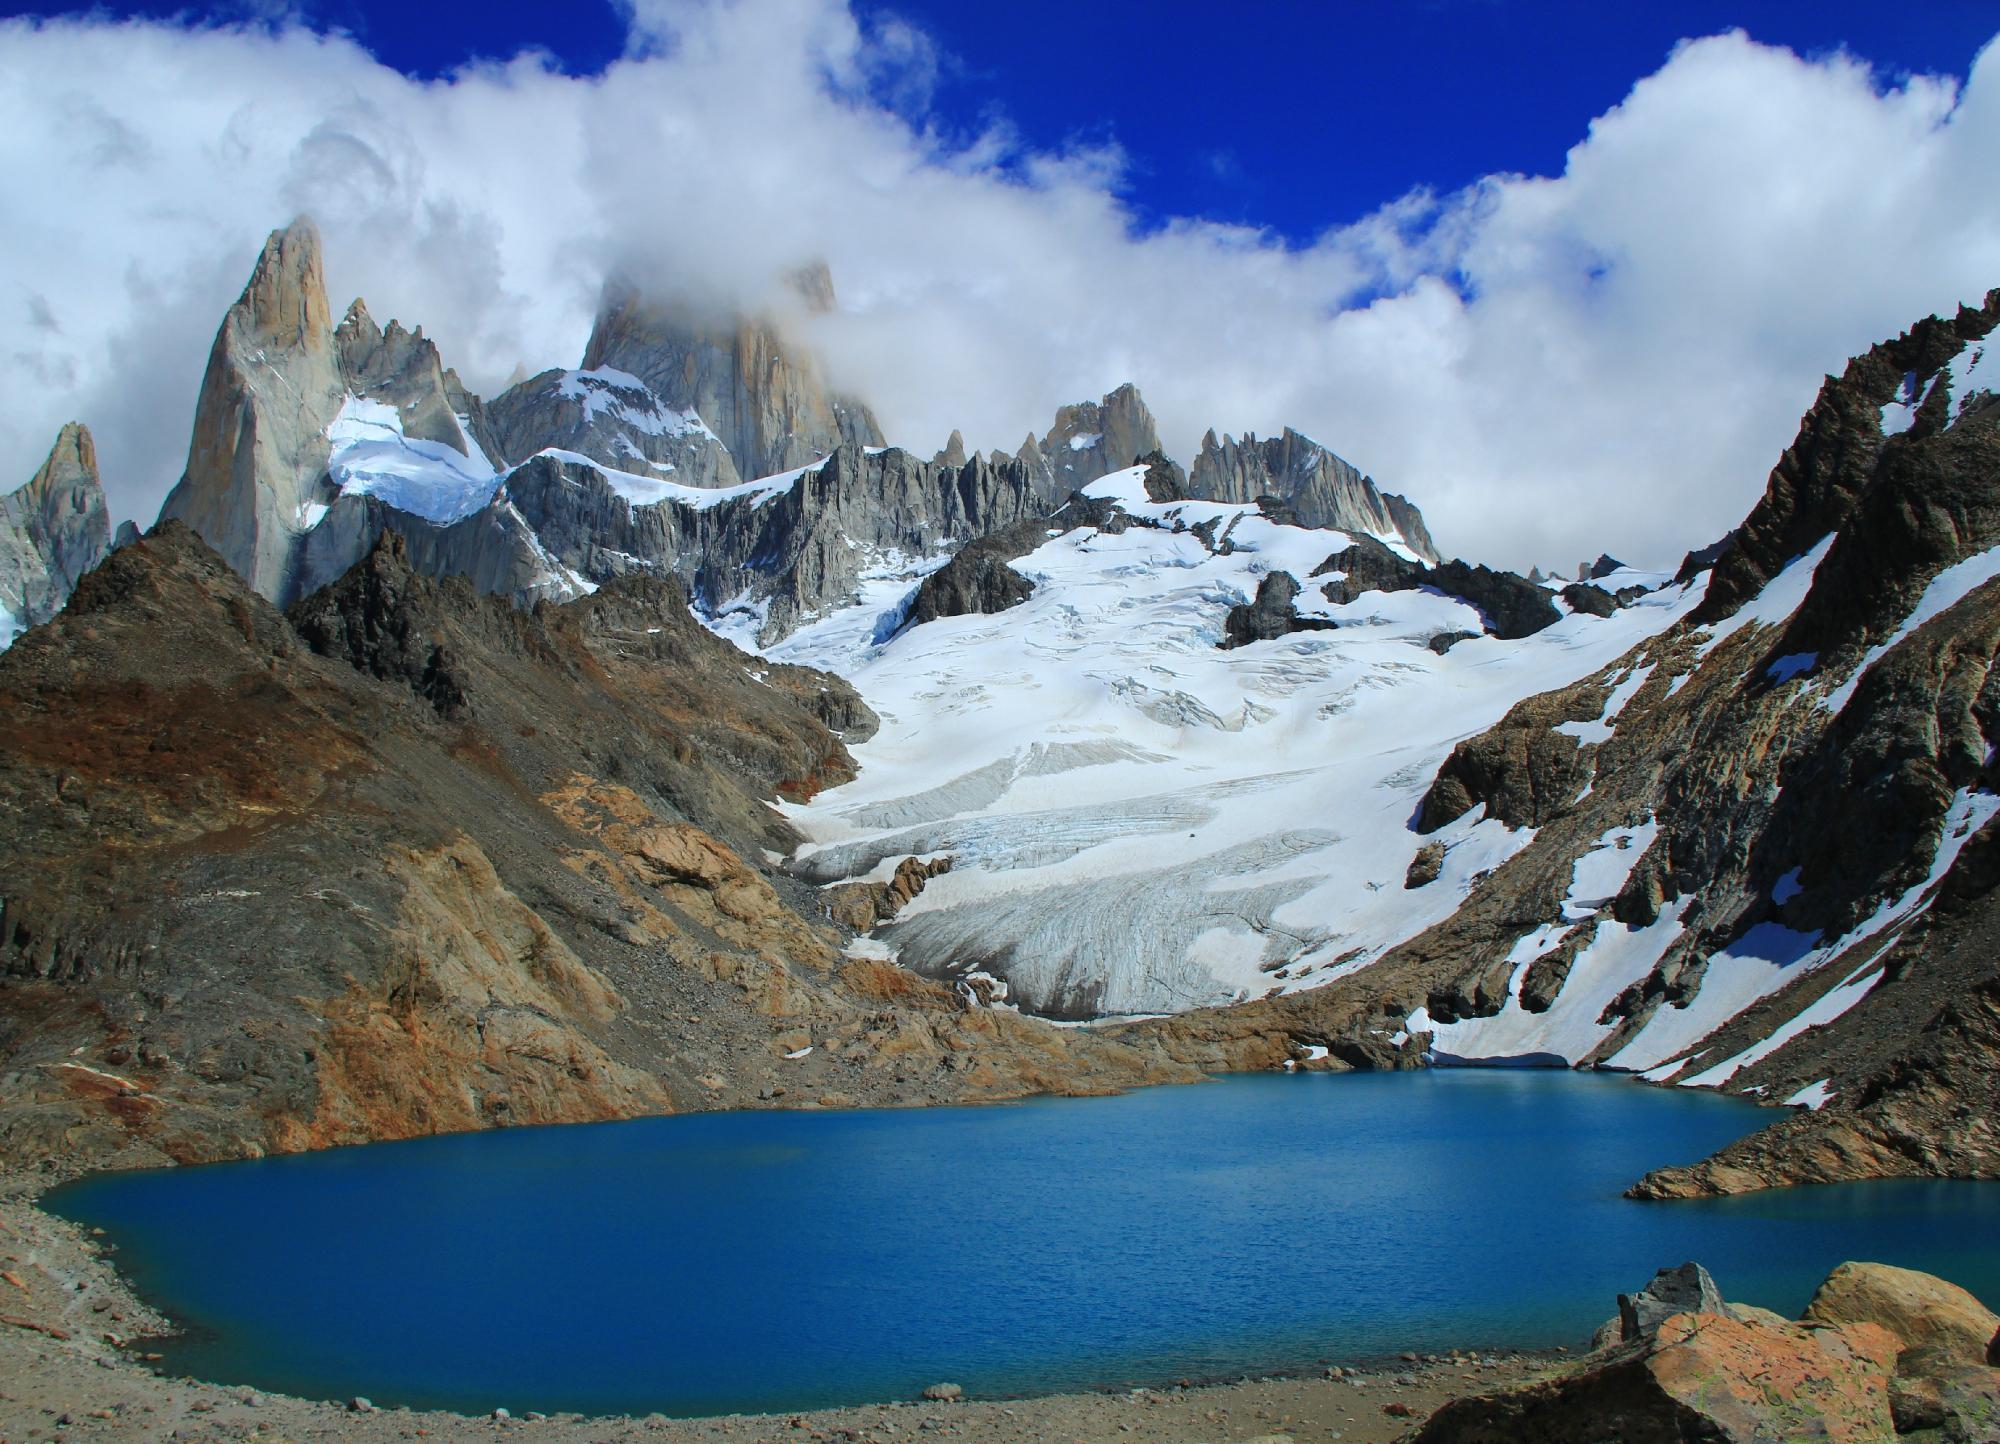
[1617,1261,1729,1342]
[112,520,141,550]
[920,1383,962,1402]
[334,300,473,456]
[157,217,347,604]
[1029,383,1162,499]
[506,443,1051,644]
[1186,426,1438,561]
[0,423,113,642]
[485,366,742,489]
[580,265,883,483]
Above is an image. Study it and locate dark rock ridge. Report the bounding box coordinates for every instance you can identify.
[0,423,113,642]
[1114,290,2000,1200]
[897,516,1051,632]
[1315,535,1564,639]
[1220,571,1337,649]
[0,523,1196,1174]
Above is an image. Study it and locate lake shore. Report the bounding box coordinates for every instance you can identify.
[0,1165,1569,1444]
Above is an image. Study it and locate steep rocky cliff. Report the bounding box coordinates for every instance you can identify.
[579,265,883,482]
[0,424,113,647]
[0,525,1192,1173]
[155,218,346,602]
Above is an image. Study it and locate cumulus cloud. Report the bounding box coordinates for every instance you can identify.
[1,2,1996,570]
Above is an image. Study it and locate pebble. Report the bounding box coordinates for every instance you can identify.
[492,1406,512,1420]
[349,1397,375,1413]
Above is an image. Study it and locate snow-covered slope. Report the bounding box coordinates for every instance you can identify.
[770,465,1697,1017]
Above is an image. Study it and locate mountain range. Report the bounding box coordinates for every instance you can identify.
[2,216,1997,1205]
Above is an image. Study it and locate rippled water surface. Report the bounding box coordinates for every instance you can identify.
[48,1071,2000,1416]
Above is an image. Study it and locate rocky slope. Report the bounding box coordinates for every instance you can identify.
[0,424,114,648]
[0,523,1192,1174]
[1103,292,2000,1194]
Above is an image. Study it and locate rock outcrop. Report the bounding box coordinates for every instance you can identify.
[1416,1261,2000,1444]
[1025,383,1163,499]
[579,265,883,483]
[156,218,347,603]
[1185,426,1439,562]
[1219,571,1337,649]
[0,424,113,646]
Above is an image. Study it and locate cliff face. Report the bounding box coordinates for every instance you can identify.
[579,266,884,484]
[155,219,347,603]
[0,424,113,645]
[0,524,1192,1173]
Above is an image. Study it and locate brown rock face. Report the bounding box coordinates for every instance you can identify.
[1802,1261,2000,1369]
[822,856,954,932]
[0,523,1191,1174]
[156,218,346,604]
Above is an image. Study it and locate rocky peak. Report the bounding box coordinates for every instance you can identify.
[1186,425,1440,562]
[0,422,114,644]
[1031,382,1164,498]
[934,429,968,468]
[334,298,473,456]
[237,216,333,353]
[155,216,347,604]
[579,271,884,482]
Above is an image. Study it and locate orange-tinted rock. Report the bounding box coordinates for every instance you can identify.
[1803,1261,2000,1368]
[1413,1311,1898,1443]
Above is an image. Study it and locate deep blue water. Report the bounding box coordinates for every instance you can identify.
[47,1071,2000,1418]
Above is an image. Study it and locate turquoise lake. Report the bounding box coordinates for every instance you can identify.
[47,1071,2000,1417]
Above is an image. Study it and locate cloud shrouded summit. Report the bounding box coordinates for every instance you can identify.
[2,1,1997,570]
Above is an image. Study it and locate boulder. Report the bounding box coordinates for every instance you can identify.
[920,1383,962,1402]
[1619,1261,1729,1342]
[1413,1311,1900,1444]
[1405,841,1446,890]
[1802,1261,2000,1368]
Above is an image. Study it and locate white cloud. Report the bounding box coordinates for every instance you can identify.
[1,4,1995,571]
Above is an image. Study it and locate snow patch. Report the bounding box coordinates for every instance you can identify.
[325,395,502,525]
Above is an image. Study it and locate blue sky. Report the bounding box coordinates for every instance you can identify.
[2,1,1997,566]
[9,0,1993,241]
